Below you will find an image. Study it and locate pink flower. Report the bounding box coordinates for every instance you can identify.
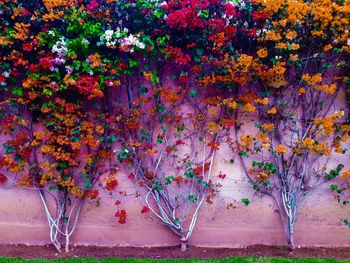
[87,0,98,11]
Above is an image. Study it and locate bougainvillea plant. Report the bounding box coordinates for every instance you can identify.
[227,0,350,248]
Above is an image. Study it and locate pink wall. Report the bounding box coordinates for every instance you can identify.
[0,89,349,248]
[0,156,349,248]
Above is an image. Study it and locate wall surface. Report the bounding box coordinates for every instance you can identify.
[0,150,349,248]
[0,90,349,248]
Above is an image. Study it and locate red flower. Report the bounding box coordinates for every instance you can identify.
[252,10,269,22]
[23,42,33,51]
[39,57,53,71]
[163,46,191,65]
[218,172,226,179]
[224,3,237,17]
[76,75,103,99]
[106,178,118,191]
[115,200,121,206]
[128,173,135,180]
[115,209,127,224]
[245,28,257,38]
[86,189,99,199]
[193,163,210,175]
[176,140,184,145]
[141,205,150,214]
[28,64,39,73]
[0,173,7,184]
[179,75,189,83]
[224,25,237,38]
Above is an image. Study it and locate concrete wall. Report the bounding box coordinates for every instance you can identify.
[0,152,349,248]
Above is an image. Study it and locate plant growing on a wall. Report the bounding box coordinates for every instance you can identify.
[229,0,350,248]
[0,0,349,252]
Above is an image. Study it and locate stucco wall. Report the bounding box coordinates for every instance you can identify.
[0,151,349,248]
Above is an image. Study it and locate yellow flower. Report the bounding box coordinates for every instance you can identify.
[267,107,277,114]
[257,48,268,58]
[275,144,287,154]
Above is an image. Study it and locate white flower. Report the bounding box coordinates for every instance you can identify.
[81,38,90,46]
[120,34,145,51]
[52,37,67,57]
[2,71,10,78]
[101,30,118,47]
[48,30,55,36]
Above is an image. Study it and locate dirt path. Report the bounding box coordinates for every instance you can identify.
[0,245,350,260]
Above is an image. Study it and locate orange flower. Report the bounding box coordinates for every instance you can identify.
[261,123,274,132]
[88,53,102,68]
[96,125,105,134]
[257,48,268,58]
[244,103,256,112]
[267,107,277,114]
[207,122,220,132]
[275,144,287,154]
[340,170,350,180]
[297,87,306,95]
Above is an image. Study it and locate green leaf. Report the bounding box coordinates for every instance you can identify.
[188,195,197,202]
[165,176,174,185]
[330,184,338,192]
[195,48,204,56]
[241,198,250,206]
[239,152,247,157]
[12,88,23,96]
[189,89,197,98]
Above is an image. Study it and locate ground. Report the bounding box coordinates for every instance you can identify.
[0,245,349,260]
